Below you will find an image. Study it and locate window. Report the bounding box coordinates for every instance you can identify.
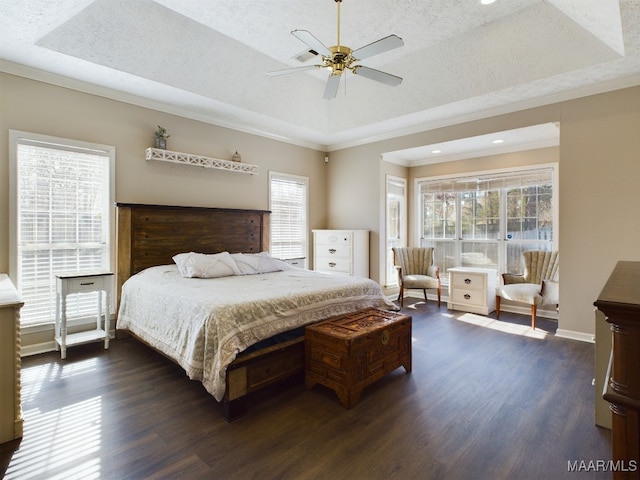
[269,172,308,265]
[385,175,406,287]
[10,131,114,327]
[417,166,556,281]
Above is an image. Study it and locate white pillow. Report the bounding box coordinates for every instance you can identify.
[172,252,241,278]
[231,252,286,275]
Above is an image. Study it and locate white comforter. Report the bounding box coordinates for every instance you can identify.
[117,265,397,400]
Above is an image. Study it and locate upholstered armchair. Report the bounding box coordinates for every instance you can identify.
[495,250,559,329]
[392,247,441,308]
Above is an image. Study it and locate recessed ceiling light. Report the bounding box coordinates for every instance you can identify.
[431,149,442,154]
[481,0,496,5]
[492,139,504,144]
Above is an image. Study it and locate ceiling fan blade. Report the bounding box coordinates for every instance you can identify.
[267,65,321,76]
[352,66,403,87]
[291,30,332,57]
[323,74,341,99]
[352,34,404,60]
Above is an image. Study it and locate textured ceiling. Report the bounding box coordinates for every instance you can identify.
[1,0,639,163]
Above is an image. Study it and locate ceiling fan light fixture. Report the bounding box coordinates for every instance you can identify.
[267,0,405,98]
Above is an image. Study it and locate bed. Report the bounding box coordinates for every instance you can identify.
[115,203,397,420]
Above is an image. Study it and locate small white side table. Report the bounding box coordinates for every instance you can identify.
[281,257,306,268]
[447,267,498,315]
[55,272,113,359]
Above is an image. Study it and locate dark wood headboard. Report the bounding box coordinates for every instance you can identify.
[116,203,270,301]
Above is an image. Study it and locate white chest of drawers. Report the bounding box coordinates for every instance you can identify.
[447,267,497,315]
[313,230,369,277]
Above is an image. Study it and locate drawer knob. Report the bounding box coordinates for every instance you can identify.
[464,294,471,300]
[329,262,337,267]
[80,282,95,286]
[464,278,471,284]
[381,330,390,345]
[329,248,337,254]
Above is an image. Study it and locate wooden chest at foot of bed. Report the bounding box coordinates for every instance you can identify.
[305,308,412,408]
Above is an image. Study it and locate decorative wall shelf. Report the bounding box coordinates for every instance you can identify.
[145,148,259,175]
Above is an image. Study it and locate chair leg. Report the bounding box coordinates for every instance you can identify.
[398,287,404,308]
[437,284,441,307]
[423,289,428,303]
[495,296,501,319]
[531,305,537,330]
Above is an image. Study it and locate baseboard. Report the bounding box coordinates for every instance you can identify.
[21,331,116,357]
[497,304,559,320]
[555,329,595,343]
[21,340,57,357]
[403,292,596,342]
[406,291,560,319]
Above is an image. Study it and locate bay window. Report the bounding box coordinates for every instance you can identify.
[417,166,556,282]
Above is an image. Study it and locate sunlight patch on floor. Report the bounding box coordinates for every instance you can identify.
[21,358,99,404]
[455,312,549,339]
[405,303,424,311]
[5,362,103,480]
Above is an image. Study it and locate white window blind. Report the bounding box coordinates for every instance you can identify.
[419,168,553,193]
[269,172,308,259]
[417,166,555,277]
[12,132,113,326]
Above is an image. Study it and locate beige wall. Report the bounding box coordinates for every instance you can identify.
[326,145,384,282]
[0,73,327,350]
[558,87,640,336]
[327,85,640,338]
[2,72,639,339]
[0,73,327,273]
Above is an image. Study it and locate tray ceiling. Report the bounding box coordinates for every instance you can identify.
[1,0,639,158]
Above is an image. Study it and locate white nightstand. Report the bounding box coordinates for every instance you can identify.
[281,257,306,268]
[447,267,498,315]
[55,272,113,359]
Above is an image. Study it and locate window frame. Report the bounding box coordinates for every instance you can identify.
[9,130,116,329]
[385,175,407,287]
[415,163,558,282]
[268,171,309,267]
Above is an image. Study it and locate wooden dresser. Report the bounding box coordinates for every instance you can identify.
[0,274,24,444]
[594,261,640,477]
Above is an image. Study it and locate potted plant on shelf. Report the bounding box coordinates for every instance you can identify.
[154,125,170,149]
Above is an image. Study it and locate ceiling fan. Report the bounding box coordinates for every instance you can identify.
[267,0,404,99]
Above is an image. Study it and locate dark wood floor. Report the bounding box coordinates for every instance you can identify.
[2,299,611,479]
